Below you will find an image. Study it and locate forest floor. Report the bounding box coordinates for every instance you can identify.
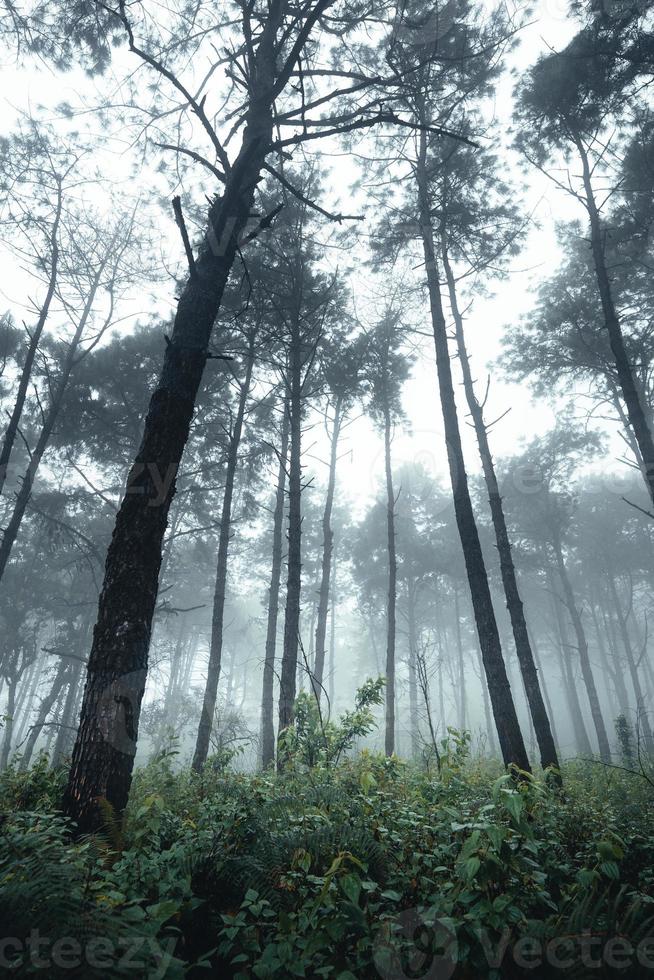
[1,743,654,978]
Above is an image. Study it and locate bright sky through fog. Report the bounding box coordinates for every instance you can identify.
[0,1,615,516]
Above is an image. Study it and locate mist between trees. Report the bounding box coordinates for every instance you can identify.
[2,0,654,976]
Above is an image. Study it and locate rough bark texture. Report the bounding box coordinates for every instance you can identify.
[416,136,530,772]
[554,545,611,762]
[312,396,342,696]
[577,137,654,504]
[383,404,397,757]
[62,10,286,830]
[192,345,254,771]
[441,238,559,774]
[0,179,61,498]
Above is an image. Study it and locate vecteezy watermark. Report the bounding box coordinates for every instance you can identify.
[372,907,654,978]
[0,931,176,977]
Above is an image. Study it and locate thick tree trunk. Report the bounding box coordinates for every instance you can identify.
[260,405,290,767]
[607,572,654,753]
[0,179,61,498]
[416,137,529,772]
[554,545,611,762]
[383,404,397,756]
[312,396,342,696]
[441,239,559,774]
[0,261,106,585]
[19,660,69,769]
[193,345,254,771]
[577,137,654,504]
[278,324,303,740]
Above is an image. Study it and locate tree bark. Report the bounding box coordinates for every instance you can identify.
[192,343,254,771]
[554,544,611,762]
[260,404,289,767]
[441,238,559,774]
[312,395,342,696]
[416,133,529,772]
[0,178,61,497]
[383,403,397,756]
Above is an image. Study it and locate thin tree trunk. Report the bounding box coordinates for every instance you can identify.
[407,580,419,759]
[0,678,17,770]
[383,403,397,756]
[0,259,106,585]
[441,238,559,773]
[51,660,82,768]
[453,586,467,730]
[278,325,303,741]
[19,661,69,769]
[607,572,654,752]
[312,396,342,696]
[554,545,611,762]
[328,538,336,711]
[0,179,62,497]
[260,405,289,767]
[576,136,654,504]
[193,345,254,771]
[549,577,593,757]
[416,134,529,772]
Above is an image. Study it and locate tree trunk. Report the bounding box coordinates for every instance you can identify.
[260,405,290,767]
[51,659,82,768]
[193,344,254,771]
[328,538,337,711]
[576,136,654,504]
[554,545,611,762]
[383,403,397,757]
[0,678,17,770]
[19,660,69,769]
[607,572,654,753]
[441,238,559,773]
[453,586,467,730]
[0,179,61,497]
[278,323,303,741]
[407,579,419,759]
[0,258,107,585]
[312,396,342,696]
[548,576,593,757]
[62,40,287,830]
[416,134,529,772]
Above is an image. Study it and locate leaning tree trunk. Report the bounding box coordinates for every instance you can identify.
[0,259,106,585]
[61,16,291,831]
[554,544,611,763]
[312,395,343,697]
[260,403,290,767]
[576,136,654,505]
[0,179,61,498]
[441,238,559,774]
[416,134,530,772]
[383,402,397,757]
[193,345,254,771]
[278,320,303,742]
